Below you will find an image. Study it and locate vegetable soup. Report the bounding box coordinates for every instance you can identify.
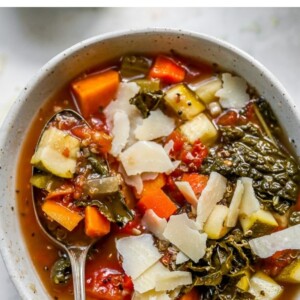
[17,54,300,299]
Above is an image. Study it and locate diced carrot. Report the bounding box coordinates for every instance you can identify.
[85,206,110,238]
[141,174,166,196]
[179,288,199,300]
[42,200,83,231]
[181,173,208,195]
[138,189,177,219]
[149,56,185,84]
[45,185,74,201]
[71,70,120,118]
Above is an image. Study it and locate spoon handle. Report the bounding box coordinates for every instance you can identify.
[68,246,90,300]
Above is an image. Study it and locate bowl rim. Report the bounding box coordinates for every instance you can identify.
[1,27,299,299]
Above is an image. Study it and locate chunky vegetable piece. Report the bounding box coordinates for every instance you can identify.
[31,127,80,178]
[42,201,83,231]
[164,84,205,120]
[72,70,120,117]
[149,55,185,84]
[85,206,111,238]
[138,189,177,219]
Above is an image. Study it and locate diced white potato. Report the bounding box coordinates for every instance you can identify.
[155,271,192,292]
[179,113,218,145]
[240,209,278,237]
[110,110,130,156]
[119,141,175,176]
[135,110,175,141]
[216,73,250,109]
[239,177,260,216]
[176,252,190,265]
[31,127,80,178]
[194,77,222,104]
[116,234,161,279]
[175,181,198,207]
[196,172,227,229]
[225,180,244,227]
[163,213,207,262]
[141,209,167,240]
[204,205,230,240]
[249,271,283,300]
[249,224,300,259]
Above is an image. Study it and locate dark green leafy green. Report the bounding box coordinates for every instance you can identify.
[175,230,256,299]
[50,255,71,285]
[87,154,109,176]
[120,55,150,79]
[129,90,164,118]
[201,123,300,214]
[75,191,134,226]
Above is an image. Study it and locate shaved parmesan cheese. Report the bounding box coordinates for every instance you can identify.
[142,209,167,240]
[163,213,207,262]
[134,262,170,293]
[196,172,227,229]
[119,141,175,176]
[225,179,244,227]
[176,252,189,265]
[141,172,159,181]
[135,110,175,141]
[164,140,174,155]
[110,111,130,156]
[119,164,143,195]
[133,291,171,300]
[116,234,161,279]
[155,271,192,292]
[240,177,260,216]
[175,181,198,207]
[104,82,140,126]
[216,73,250,109]
[249,224,300,258]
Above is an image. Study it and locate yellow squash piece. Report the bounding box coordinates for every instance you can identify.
[31,127,80,178]
[164,83,205,120]
[195,77,222,104]
[236,270,251,291]
[180,113,218,145]
[204,205,230,240]
[239,209,278,237]
[42,201,84,231]
[276,259,300,283]
[249,271,283,300]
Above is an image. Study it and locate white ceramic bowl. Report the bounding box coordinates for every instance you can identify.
[1,28,300,300]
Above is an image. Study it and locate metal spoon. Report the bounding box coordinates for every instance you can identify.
[31,109,110,300]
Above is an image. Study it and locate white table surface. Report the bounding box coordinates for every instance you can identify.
[1,7,300,299]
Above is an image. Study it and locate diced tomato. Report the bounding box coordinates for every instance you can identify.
[165,130,186,158]
[217,110,238,126]
[181,140,208,171]
[85,267,133,300]
[181,173,208,195]
[260,249,298,277]
[245,102,260,124]
[164,175,186,205]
